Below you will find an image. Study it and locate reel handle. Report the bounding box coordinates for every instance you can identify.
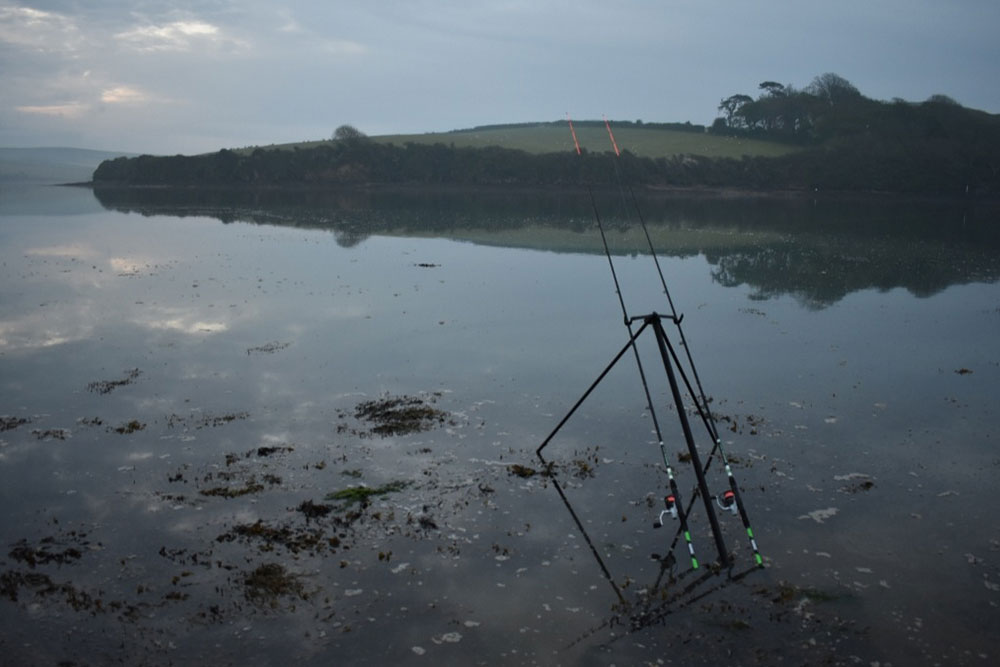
[716,490,738,515]
[655,494,679,527]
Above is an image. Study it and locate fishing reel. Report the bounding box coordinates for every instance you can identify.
[653,494,678,528]
[716,489,738,515]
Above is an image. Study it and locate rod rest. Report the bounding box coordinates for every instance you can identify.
[627,312,683,326]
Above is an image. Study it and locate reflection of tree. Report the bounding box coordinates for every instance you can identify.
[333,228,369,248]
[706,221,1000,308]
[710,246,872,309]
[92,186,1000,308]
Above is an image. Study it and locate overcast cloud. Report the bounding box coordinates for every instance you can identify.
[1,1,998,154]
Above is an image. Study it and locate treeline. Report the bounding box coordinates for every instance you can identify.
[93,140,620,187]
[714,73,1000,152]
[91,137,1000,195]
[704,73,1000,193]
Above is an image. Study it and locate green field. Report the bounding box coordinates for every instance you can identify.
[258,122,800,160]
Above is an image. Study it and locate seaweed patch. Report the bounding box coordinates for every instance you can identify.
[350,394,451,437]
[167,411,249,429]
[243,563,307,607]
[200,478,267,499]
[8,530,93,568]
[112,419,146,435]
[0,416,30,432]
[325,480,410,507]
[247,341,291,355]
[87,368,141,394]
[217,520,335,555]
[31,428,70,440]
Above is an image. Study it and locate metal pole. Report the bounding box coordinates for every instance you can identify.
[536,320,649,457]
[649,314,730,568]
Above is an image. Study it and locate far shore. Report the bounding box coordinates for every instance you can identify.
[72,180,1000,206]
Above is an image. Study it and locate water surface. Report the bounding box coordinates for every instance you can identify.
[1,185,998,665]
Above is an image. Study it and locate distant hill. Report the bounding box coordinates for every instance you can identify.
[0,147,137,185]
[90,73,1000,196]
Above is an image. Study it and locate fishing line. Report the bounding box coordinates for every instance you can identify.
[600,119,763,568]
[584,120,700,571]
[539,115,699,571]
[539,116,768,577]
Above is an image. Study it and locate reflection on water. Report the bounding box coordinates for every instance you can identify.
[1,185,998,665]
[94,186,1000,307]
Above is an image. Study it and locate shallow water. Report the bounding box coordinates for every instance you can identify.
[1,185,998,665]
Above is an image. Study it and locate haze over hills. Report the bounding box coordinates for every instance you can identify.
[0,147,136,185]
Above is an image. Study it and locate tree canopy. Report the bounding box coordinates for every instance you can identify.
[333,125,367,142]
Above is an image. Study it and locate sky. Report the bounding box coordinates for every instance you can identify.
[2,1,998,155]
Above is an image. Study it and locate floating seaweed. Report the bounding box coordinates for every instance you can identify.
[296,500,334,521]
[8,534,89,568]
[0,569,102,611]
[243,563,306,606]
[200,478,266,498]
[31,428,69,440]
[0,416,30,432]
[247,341,291,355]
[325,480,409,507]
[87,368,141,394]
[167,411,250,430]
[252,445,294,458]
[353,394,450,437]
[112,419,146,435]
[217,520,334,554]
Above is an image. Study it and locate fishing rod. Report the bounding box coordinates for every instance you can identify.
[575,114,699,569]
[588,186,700,571]
[600,119,763,567]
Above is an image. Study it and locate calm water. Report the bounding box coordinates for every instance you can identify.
[1,185,998,665]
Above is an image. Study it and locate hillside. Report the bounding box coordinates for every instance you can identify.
[262,121,798,160]
[0,147,136,185]
[90,74,1000,196]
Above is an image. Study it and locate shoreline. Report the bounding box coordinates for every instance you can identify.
[76,180,1000,205]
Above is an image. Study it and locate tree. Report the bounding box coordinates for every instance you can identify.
[718,94,753,128]
[807,73,861,106]
[758,81,786,97]
[333,124,367,142]
[926,94,960,106]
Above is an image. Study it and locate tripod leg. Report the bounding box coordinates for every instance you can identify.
[536,320,650,457]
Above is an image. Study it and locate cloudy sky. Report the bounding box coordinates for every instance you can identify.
[2,1,998,155]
